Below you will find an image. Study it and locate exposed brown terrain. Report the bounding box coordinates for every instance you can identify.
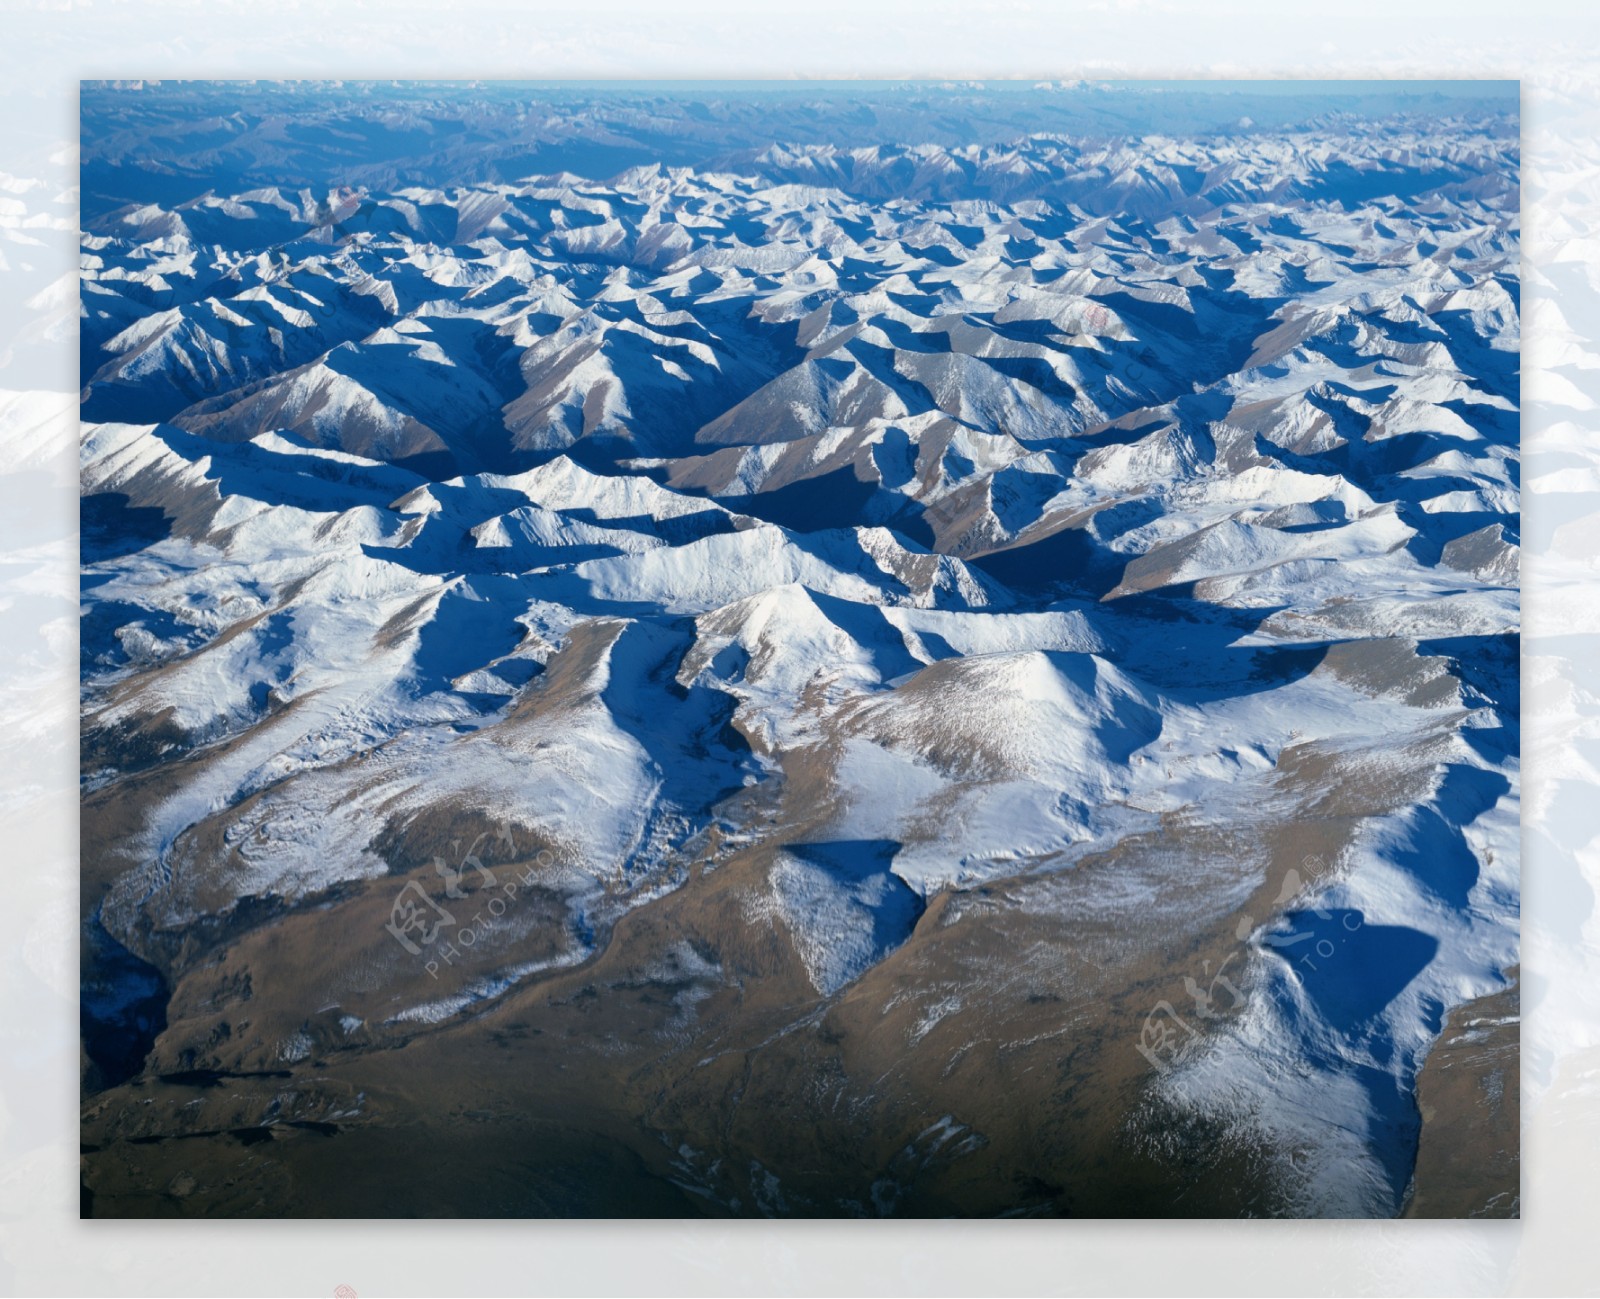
[1403,976,1520,1218]
[81,631,1515,1218]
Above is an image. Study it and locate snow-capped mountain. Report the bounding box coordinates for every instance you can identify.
[79,82,1520,1220]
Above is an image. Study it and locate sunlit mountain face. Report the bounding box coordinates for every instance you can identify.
[79,80,1519,1219]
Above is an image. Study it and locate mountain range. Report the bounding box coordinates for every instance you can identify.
[79,83,1520,1219]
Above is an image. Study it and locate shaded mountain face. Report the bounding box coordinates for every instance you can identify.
[79,83,1519,1219]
